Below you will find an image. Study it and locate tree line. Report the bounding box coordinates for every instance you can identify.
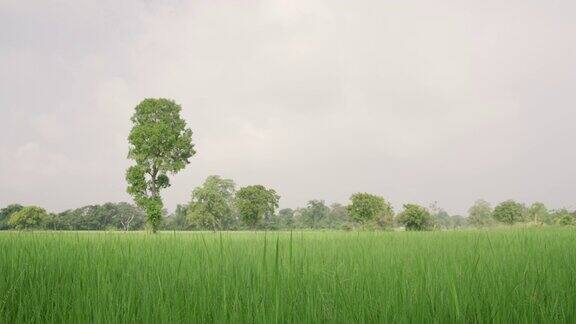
[0,203,146,231]
[1,177,574,231]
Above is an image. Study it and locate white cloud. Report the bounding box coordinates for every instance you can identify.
[1,0,575,213]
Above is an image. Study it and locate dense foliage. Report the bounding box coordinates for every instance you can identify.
[235,185,280,228]
[1,186,574,231]
[553,209,575,226]
[347,193,393,227]
[47,203,146,231]
[0,204,23,230]
[467,199,493,227]
[187,176,236,231]
[492,200,526,224]
[396,204,433,231]
[7,206,48,230]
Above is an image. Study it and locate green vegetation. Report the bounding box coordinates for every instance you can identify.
[46,202,146,231]
[7,206,48,230]
[235,185,280,229]
[187,176,236,231]
[397,204,433,231]
[347,193,393,228]
[126,98,195,233]
[298,200,330,229]
[527,202,550,225]
[1,197,574,232]
[1,229,575,323]
[0,204,23,230]
[467,199,493,227]
[553,209,575,226]
[492,200,526,225]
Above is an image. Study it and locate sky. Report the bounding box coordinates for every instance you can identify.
[1,0,575,215]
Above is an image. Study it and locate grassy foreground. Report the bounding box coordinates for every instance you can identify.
[1,229,575,323]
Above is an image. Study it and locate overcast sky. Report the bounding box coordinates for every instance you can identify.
[1,0,575,215]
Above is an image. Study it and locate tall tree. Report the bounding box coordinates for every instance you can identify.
[235,185,279,229]
[467,199,493,227]
[187,175,236,231]
[492,200,525,225]
[347,193,393,227]
[126,98,195,233]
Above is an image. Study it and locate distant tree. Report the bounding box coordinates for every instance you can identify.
[552,209,575,226]
[235,185,279,229]
[50,203,146,231]
[53,205,102,230]
[449,215,468,229]
[187,176,236,231]
[300,200,330,229]
[165,204,190,230]
[126,98,195,233]
[262,212,281,230]
[492,200,525,224]
[0,204,23,230]
[277,208,295,228]
[8,206,48,230]
[429,201,451,229]
[527,202,550,225]
[111,203,146,231]
[433,210,452,229]
[325,203,352,229]
[396,204,432,231]
[347,193,393,227]
[467,199,493,227]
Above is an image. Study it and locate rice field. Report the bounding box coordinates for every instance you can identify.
[1,228,575,323]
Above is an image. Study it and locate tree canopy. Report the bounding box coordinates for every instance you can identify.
[235,185,279,228]
[300,200,330,229]
[8,206,48,230]
[492,200,525,224]
[396,204,432,231]
[0,204,23,230]
[553,209,575,226]
[467,199,493,227]
[48,203,146,231]
[187,175,236,231]
[347,193,393,227]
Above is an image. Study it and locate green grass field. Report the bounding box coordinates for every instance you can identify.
[1,229,575,323]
